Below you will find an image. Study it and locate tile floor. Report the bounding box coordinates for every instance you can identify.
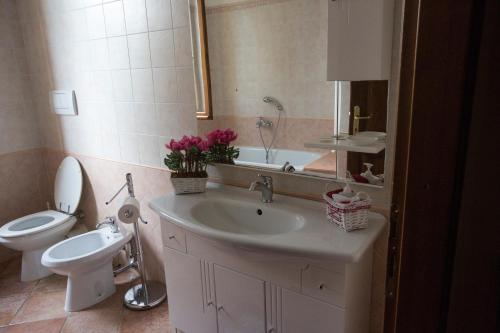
[0,257,172,333]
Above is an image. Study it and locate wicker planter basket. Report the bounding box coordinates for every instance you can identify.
[323,190,371,232]
[171,177,208,194]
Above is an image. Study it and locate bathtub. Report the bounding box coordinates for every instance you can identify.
[234,146,322,171]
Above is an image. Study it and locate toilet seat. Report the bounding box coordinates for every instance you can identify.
[0,210,72,238]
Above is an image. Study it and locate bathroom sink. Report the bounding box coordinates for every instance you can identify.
[150,183,387,262]
[190,199,305,235]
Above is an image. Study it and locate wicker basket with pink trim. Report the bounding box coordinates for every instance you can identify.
[323,189,371,232]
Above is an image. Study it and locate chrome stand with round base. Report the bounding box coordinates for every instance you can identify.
[124,280,167,310]
[110,174,167,311]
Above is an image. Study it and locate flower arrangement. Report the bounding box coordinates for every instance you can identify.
[164,135,209,178]
[164,129,239,194]
[205,128,239,164]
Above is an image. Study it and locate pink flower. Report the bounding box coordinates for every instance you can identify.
[206,128,238,145]
[165,139,181,151]
[197,140,210,151]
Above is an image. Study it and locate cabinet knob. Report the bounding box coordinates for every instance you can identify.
[168,235,176,239]
[217,305,224,312]
[319,283,326,290]
[207,301,214,306]
[268,328,275,332]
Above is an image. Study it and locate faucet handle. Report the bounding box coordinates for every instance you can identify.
[257,174,273,185]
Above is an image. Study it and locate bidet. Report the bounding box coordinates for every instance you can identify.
[41,224,132,311]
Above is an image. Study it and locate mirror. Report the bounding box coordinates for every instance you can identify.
[190,0,389,187]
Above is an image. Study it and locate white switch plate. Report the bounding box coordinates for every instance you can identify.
[50,90,78,116]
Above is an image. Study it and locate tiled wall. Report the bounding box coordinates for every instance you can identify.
[202,0,336,157]
[0,0,41,155]
[198,115,335,151]
[0,0,45,261]
[16,0,197,168]
[206,0,335,121]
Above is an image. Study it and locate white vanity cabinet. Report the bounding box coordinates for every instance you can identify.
[161,220,373,333]
[327,0,395,81]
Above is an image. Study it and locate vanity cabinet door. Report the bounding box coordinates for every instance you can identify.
[327,0,394,81]
[163,248,217,333]
[214,265,266,333]
[281,288,345,333]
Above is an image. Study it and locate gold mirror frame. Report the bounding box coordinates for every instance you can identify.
[194,0,213,120]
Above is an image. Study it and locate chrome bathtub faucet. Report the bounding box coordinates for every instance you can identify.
[249,175,274,203]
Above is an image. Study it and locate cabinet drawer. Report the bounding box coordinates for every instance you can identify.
[161,221,187,253]
[301,265,345,307]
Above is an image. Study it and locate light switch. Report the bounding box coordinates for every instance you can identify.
[51,90,78,116]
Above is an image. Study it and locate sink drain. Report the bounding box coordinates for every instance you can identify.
[256,209,263,216]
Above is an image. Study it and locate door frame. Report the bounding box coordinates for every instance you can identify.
[384,0,492,332]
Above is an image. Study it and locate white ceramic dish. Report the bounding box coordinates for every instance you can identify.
[356,131,387,141]
[346,136,378,146]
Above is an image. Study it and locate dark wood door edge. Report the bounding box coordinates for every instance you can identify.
[385,0,481,332]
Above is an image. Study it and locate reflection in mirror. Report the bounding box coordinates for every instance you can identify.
[336,81,388,186]
[190,0,389,187]
[191,0,213,119]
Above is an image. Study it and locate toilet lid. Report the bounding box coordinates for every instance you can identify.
[0,210,71,238]
[54,157,82,214]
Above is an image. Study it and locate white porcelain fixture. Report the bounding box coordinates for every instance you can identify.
[346,135,378,146]
[235,146,322,171]
[150,183,386,333]
[356,131,387,141]
[42,226,132,311]
[0,157,83,281]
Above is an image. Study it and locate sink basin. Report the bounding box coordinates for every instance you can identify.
[191,199,305,235]
[150,183,387,262]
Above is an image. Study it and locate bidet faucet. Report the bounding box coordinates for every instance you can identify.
[249,175,273,203]
[96,216,119,233]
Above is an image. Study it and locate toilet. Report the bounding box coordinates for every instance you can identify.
[41,225,132,311]
[0,156,83,282]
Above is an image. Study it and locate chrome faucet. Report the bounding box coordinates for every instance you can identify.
[256,116,273,128]
[249,175,274,203]
[96,216,119,233]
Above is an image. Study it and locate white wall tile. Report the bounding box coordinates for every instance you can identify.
[127,33,151,68]
[86,5,106,39]
[111,69,133,101]
[66,9,89,41]
[85,0,103,7]
[115,101,135,132]
[153,67,177,103]
[176,67,195,103]
[123,0,148,34]
[138,134,160,166]
[171,0,189,28]
[149,29,175,68]
[119,132,140,164]
[89,38,110,70]
[107,36,130,69]
[131,68,154,102]
[146,0,172,31]
[103,1,126,37]
[135,102,157,134]
[98,101,118,130]
[101,129,122,160]
[173,27,192,67]
[91,70,114,100]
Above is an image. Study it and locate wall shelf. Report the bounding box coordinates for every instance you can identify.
[304,139,386,154]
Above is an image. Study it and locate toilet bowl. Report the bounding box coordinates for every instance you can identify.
[0,157,83,281]
[41,226,133,311]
